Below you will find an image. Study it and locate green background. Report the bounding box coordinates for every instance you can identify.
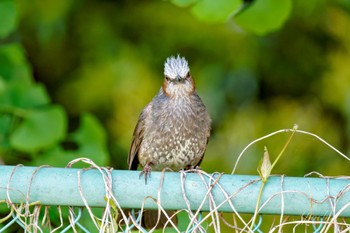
[1,0,350,232]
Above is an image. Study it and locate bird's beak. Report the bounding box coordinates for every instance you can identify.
[175,75,182,82]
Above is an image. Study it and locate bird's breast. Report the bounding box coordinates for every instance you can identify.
[139,97,209,171]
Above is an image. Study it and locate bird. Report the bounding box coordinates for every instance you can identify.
[127,55,211,229]
[128,55,211,181]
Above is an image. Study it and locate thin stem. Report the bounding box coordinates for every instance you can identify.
[250,181,265,230]
[271,125,297,170]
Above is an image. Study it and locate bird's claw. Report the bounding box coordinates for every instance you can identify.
[139,163,152,184]
[185,165,201,171]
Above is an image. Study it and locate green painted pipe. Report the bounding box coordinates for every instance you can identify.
[0,165,349,217]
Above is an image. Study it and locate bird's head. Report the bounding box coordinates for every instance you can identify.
[162,55,195,97]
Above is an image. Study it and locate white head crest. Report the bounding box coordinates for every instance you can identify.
[164,55,190,80]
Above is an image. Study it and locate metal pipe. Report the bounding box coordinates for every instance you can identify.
[0,165,349,217]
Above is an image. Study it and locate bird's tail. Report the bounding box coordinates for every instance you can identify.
[142,209,178,229]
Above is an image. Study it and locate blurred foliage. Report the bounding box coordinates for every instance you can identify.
[0,0,350,178]
[0,0,17,38]
[0,1,108,166]
[235,0,292,35]
[1,0,350,232]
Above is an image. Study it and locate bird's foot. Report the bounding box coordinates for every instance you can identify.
[139,163,152,184]
[185,165,202,171]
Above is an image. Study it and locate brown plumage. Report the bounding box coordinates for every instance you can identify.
[128,55,211,178]
[127,55,211,229]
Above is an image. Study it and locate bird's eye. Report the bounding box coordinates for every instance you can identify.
[165,76,171,81]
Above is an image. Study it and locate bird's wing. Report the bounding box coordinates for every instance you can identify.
[194,104,212,168]
[194,136,210,167]
[128,104,151,170]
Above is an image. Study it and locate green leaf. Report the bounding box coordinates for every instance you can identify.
[0,77,5,94]
[0,115,12,152]
[31,145,78,167]
[0,44,48,110]
[0,0,18,39]
[71,113,109,165]
[10,106,67,152]
[19,84,50,108]
[191,0,242,23]
[235,0,292,35]
[0,115,11,134]
[0,82,50,111]
[11,83,50,108]
[0,43,33,83]
[170,0,199,7]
